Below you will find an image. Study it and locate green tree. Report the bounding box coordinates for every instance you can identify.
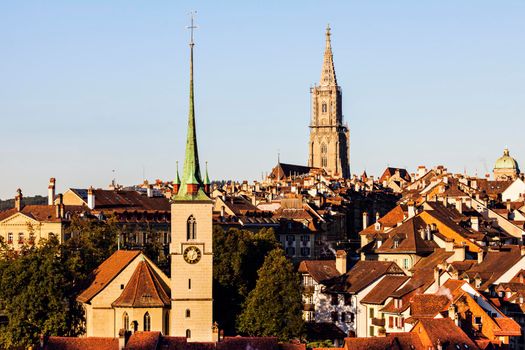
[0,237,84,348]
[213,226,280,335]
[237,248,304,341]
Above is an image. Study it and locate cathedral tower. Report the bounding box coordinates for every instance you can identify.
[170,16,215,342]
[308,26,350,178]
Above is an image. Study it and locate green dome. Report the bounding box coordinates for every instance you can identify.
[494,148,520,171]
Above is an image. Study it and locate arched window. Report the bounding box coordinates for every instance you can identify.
[132,321,138,332]
[143,312,151,331]
[322,103,327,113]
[187,215,197,240]
[186,309,191,318]
[322,157,327,167]
[321,143,327,154]
[123,312,129,331]
[186,329,191,339]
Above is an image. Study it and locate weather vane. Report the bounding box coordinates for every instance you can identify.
[187,11,198,45]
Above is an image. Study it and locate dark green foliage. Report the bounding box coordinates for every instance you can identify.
[237,248,304,341]
[0,237,84,348]
[213,226,280,335]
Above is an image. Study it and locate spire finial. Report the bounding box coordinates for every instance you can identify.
[187,11,198,46]
[204,161,210,185]
[320,25,337,86]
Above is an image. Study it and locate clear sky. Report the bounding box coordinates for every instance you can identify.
[1,1,524,199]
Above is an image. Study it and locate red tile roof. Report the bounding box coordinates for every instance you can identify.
[112,260,170,308]
[126,331,161,349]
[361,275,410,305]
[298,260,340,283]
[45,337,118,350]
[410,294,450,317]
[415,318,480,350]
[77,250,141,303]
[344,333,424,350]
[0,205,84,223]
[330,261,404,294]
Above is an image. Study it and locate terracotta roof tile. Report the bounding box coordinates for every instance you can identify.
[45,337,118,350]
[125,331,161,349]
[361,275,410,304]
[330,261,404,294]
[410,294,450,317]
[298,260,340,283]
[112,260,170,308]
[77,250,141,303]
[344,333,424,350]
[415,318,479,350]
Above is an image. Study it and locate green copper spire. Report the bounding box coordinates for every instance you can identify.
[203,161,210,185]
[173,13,209,201]
[174,161,181,185]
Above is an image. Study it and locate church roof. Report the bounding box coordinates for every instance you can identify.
[77,250,141,303]
[112,259,170,308]
[320,25,337,86]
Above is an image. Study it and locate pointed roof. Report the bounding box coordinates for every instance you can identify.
[173,161,181,185]
[112,259,170,308]
[203,161,210,185]
[320,25,337,86]
[173,23,209,202]
[77,250,141,303]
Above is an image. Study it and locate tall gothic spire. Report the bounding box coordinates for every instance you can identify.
[174,13,208,200]
[320,24,337,86]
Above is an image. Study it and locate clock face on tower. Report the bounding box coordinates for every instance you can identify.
[183,246,201,264]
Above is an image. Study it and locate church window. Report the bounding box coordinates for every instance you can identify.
[321,157,327,167]
[186,309,191,318]
[322,103,327,113]
[123,312,129,331]
[187,215,197,240]
[321,143,327,154]
[186,329,191,339]
[188,279,191,290]
[143,312,151,331]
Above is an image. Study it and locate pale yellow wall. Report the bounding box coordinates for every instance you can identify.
[59,190,86,206]
[377,253,419,275]
[170,201,214,342]
[84,253,171,338]
[0,213,64,249]
[114,307,167,334]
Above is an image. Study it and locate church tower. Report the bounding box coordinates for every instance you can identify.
[308,26,350,178]
[170,16,215,342]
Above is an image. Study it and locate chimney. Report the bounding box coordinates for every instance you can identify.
[455,199,463,214]
[436,339,443,350]
[220,205,225,218]
[375,211,380,222]
[506,199,512,212]
[477,250,484,264]
[408,201,416,218]
[453,244,466,262]
[362,212,369,230]
[56,194,64,219]
[15,189,23,211]
[471,217,480,231]
[434,267,441,287]
[48,178,56,206]
[336,250,347,274]
[147,185,153,198]
[87,186,95,210]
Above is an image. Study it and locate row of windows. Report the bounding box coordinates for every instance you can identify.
[331,311,354,323]
[285,247,311,257]
[4,232,39,244]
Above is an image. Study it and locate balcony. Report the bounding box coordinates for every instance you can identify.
[371,318,385,327]
[303,303,315,312]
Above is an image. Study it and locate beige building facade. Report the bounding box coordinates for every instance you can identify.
[308,26,350,179]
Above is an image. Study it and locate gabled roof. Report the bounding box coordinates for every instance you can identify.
[415,318,480,350]
[0,205,83,223]
[45,337,118,350]
[360,205,407,235]
[375,216,438,254]
[330,261,404,294]
[270,163,312,180]
[77,250,141,303]
[410,294,450,318]
[298,260,340,283]
[361,275,410,305]
[112,260,170,308]
[70,189,170,212]
[125,331,161,349]
[379,167,411,183]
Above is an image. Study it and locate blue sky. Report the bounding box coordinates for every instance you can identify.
[0,1,524,199]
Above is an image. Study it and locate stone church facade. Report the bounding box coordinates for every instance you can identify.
[308,26,350,179]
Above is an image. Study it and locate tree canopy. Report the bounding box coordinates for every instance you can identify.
[237,248,304,341]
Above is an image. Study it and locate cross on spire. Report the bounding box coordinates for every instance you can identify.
[187,11,198,46]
